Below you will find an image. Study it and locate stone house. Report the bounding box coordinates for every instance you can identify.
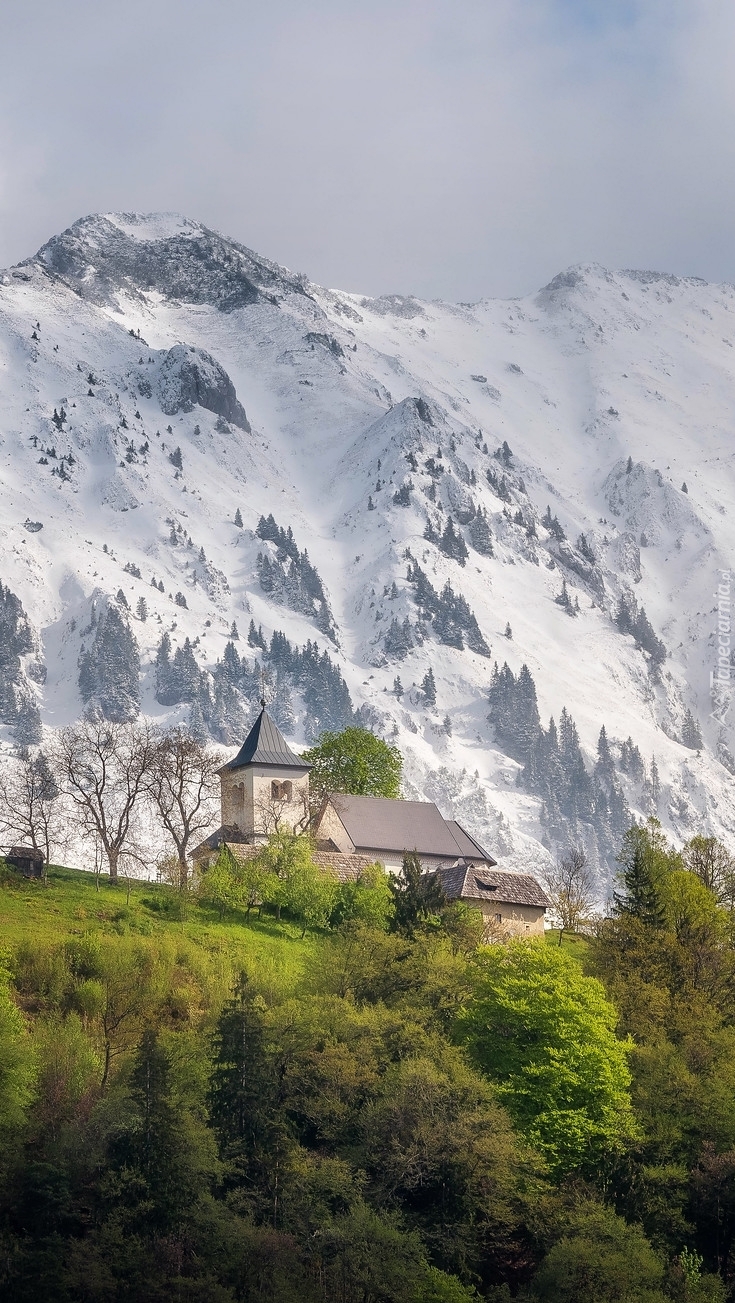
[428,861,549,938]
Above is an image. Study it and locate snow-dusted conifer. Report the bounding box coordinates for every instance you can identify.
[78,605,140,722]
[421,667,437,707]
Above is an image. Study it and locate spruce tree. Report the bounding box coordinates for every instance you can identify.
[421,666,437,707]
[78,605,140,721]
[234,507,243,527]
[595,725,615,781]
[682,708,703,750]
[208,976,281,1198]
[468,507,494,556]
[14,697,42,747]
[390,851,446,936]
[613,824,667,927]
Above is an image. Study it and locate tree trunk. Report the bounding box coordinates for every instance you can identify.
[108,847,119,883]
[101,1040,112,1090]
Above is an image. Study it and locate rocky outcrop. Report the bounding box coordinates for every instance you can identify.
[156,345,250,431]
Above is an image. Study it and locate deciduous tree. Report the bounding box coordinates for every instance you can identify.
[148,727,221,888]
[304,726,402,806]
[54,717,155,882]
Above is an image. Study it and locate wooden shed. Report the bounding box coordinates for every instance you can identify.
[5,846,45,879]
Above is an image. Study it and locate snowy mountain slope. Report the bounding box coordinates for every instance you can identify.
[1,212,734,883]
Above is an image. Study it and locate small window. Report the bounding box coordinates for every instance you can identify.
[271,780,293,801]
[525,924,530,932]
[494,913,502,924]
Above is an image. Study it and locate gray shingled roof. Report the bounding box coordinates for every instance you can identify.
[445,821,495,864]
[433,862,549,908]
[190,825,251,858]
[221,708,310,772]
[328,793,492,860]
[225,842,373,884]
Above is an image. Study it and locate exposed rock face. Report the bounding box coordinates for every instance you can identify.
[34,212,309,312]
[156,345,250,431]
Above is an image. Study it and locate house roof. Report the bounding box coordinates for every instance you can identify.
[7,845,45,862]
[326,792,493,861]
[224,842,373,884]
[432,862,549,908]
[220,708,310,773]
[445,821,496,864]
[191,825,251,859]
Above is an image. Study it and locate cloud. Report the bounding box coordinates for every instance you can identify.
[1,0,734,299]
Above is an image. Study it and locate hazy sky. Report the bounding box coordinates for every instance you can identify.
[1,0,734,300]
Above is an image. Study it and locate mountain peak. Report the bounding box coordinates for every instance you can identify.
[31,210,310,313]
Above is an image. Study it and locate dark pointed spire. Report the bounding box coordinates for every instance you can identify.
[221,706,310,772]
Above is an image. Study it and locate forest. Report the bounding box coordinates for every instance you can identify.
[0,817,734,1302]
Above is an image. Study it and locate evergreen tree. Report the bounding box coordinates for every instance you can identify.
[543,506,566,540]
[220,640,242,687]
[136,596,148,621]
[271,672,295,735]
[168,446,183,470]
[230,620,239,641]
[188,698,208,744]
[421,666,437,707]
[78,605,140,721]
[393,676,404,698]
[384,616,414,660]
[577,533,596,564]
[438,517,469,566]
[234,507,243,527]
[468,507,494,556]
[122,1029,199,1230]
[13,697,42,747]
[613,823,667,927]
[248,619,267,650]
[154,632,173,702]
[209,977,281,1199]
[595,725,615,782]
[648,754,661,809]
[682,708,703,750]
[268,629,294,672]
[390,851,446,936]
[488,661,541,763]
[619,736,645,781]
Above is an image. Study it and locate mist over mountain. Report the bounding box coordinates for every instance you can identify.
[1,211,733,887]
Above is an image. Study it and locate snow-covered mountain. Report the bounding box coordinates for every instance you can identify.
[2,211,734,885]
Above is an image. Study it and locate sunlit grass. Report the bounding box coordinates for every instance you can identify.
[0,862,317,990]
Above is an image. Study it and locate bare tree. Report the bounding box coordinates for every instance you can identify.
[0,749,64,868]
[54,717,155,882]
[682,835,735,902]
[148,728,222,888]
[544,847,595,945]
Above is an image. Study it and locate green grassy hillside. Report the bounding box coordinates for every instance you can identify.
[0,863,318,991]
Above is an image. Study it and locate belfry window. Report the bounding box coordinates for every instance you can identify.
[271,780,293,801]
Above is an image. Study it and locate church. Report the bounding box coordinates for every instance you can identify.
[191,706,548,936]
